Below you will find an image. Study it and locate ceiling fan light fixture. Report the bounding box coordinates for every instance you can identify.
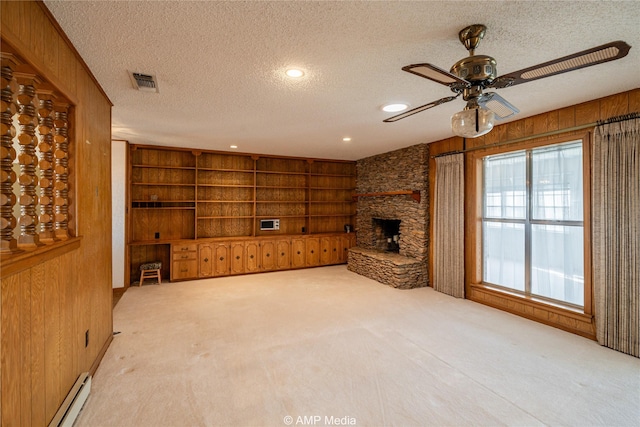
[451,106,494,138]
[382,103,409,113]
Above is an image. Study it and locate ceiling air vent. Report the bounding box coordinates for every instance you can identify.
[129,71,159,93]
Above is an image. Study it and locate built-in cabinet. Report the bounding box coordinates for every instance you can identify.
[168,234,355,281]
[128,144,356,284]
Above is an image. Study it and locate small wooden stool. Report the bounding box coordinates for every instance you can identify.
[139,262,162,286]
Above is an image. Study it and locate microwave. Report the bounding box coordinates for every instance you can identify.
[260,219,280,231]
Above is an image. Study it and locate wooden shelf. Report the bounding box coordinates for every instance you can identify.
[128,145,356,243]
[352,190,421,203]
[256,170,307,175]
[132,182,195,186]
[198,216,253,219]
[197,184,254,188]
[198,200,253,204]
[198,167,254,173]
[132,164,196,170]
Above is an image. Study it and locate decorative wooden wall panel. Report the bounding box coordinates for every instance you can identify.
[1,1,112,425]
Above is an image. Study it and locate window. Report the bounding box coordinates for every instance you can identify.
[482,141,584,307]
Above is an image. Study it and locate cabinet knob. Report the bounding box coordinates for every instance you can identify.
[310,250,314,254]
[333,248,337,252]
[219,257,224,261]
[250,255,254,259]
[323,249,327,252]
[281,252,285,256]
[180,269,187,273]
[266,253,270,257]
[181,255,189,259]
[236,256,240,260]
[297,251,301,255]
[204,258,209,262]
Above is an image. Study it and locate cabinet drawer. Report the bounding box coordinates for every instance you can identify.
[172,251,197,261]
[172,260,198,280]
[173,244,198,253]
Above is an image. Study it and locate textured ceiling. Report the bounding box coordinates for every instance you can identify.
[44,1,639,160]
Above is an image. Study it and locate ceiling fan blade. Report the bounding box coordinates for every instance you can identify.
[490,40,631,88]
[383,95,459,123]
[402,63,470,88]
[478,92,519,120]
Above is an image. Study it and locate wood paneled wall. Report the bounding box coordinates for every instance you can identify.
[428,88,640,338]
[1,1,113,425]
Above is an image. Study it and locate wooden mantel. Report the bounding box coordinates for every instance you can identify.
[352,190,421,203]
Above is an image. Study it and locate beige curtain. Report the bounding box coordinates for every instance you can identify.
[433,153,464,298]
[592,115,640,357]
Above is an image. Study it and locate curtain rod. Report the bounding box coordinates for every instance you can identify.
[597,112,640,126]
[431,111,640,159]
[430,122,595,158]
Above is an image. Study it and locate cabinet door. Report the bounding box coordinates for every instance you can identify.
[230,242,245,274]
[276,239,291,270]
[213,243,230,276]
[306,237,320,267]
[330,235,342,264]
[341,234,355,263]
[320,237,332,265]
[291,238,306,268]
[199,244,213,277]
[261,240,276,271]
[245,240,260,272]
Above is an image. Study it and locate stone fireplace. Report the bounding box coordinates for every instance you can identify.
[348,144,429,289]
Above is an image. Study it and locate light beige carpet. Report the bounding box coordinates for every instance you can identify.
[78,266,640,426]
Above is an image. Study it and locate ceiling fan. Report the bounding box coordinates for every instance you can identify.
[384,24,631,138]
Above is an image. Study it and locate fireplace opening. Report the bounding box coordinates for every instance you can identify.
[373,218,401,253]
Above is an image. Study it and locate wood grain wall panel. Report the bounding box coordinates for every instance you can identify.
[532,113,549,135]
[575,100,599,125]
[546,110,559,132]
[30,264,46,427]
[599,92,629,120]
[18,269,32,427]
[58,250,77,405]
[1,273,22,426]
[1,1,112,424]
[557,106,576,129]
[44,258,61,423]
[42,19,59,73]
[629,88,640,112]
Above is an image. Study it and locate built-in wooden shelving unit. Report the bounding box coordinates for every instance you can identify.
[127,144,357,284]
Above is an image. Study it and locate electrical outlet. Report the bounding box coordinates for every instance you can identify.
[85,330,89,348]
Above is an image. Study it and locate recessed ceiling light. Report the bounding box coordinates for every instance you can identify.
[230,145,238,149]
[342,137,352,142]
[285,69,304,78]
[382,103,409,112]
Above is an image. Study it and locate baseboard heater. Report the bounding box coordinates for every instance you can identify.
[48,372,92,427]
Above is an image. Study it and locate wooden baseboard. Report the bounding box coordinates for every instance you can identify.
[468,284,596,340]
[89,334,113,377]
